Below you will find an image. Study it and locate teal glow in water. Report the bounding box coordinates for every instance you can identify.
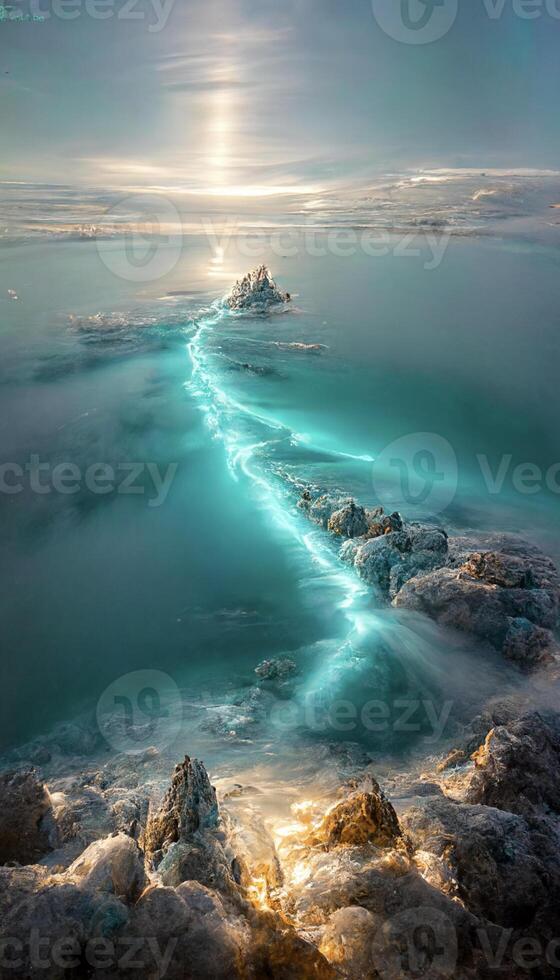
[1,233,559,752]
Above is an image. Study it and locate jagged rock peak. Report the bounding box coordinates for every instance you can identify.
[225,265,290,311]
[144,755,218,859]
[307,774,405,851]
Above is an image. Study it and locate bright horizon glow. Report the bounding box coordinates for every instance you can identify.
[131,183,323,198]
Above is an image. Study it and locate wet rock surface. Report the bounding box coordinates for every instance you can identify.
[144,755,219,857]
[66,832,148,903]
[299,489,560,670]
[328,501,369,539]
[2,487,560,976]
[3,712,560,978]
[225,265,290,312]
[0,768,60,864]
[255,657,298,681]
[306,775,404,851]
[465,711,560,816]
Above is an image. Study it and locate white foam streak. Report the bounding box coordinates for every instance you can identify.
[186,304,375,692]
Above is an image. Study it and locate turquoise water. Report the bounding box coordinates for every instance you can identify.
[1,233,559,752]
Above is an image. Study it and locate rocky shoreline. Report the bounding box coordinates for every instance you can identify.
[2,704,560,978]
[299,489,560,671]
[1,489,560,977]
[0,491,560,980]
[2,272,560,978]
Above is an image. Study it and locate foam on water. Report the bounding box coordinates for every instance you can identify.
[186,301,377,698]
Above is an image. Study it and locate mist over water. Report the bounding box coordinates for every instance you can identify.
[1,226,559,764]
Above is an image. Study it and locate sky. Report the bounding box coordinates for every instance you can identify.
[1,0,560,199]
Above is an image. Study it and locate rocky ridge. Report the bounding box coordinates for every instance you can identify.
[299,490,560,670]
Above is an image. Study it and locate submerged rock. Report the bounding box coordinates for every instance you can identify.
[225,265,290,312]
[0,768,60,864]
[255,657,298,681]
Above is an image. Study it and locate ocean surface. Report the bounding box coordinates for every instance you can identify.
[1,181,560,776]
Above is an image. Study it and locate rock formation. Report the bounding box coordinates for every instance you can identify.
[394,534,560,668]
[328,501,370,538]
[225,265,290,312]
[464,710,560,816]
[66,832,148,903]
[2,489,560,977]
[143,755,235,895]
[0,755,336,979]
[255,657,298,681]
[145,755,219,855]
[299,489,560,670]
[3,712,560,979]
[0,768,60,864]
[306,775,404,851]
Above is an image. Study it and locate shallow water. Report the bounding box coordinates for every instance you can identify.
[1,231,559,763]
